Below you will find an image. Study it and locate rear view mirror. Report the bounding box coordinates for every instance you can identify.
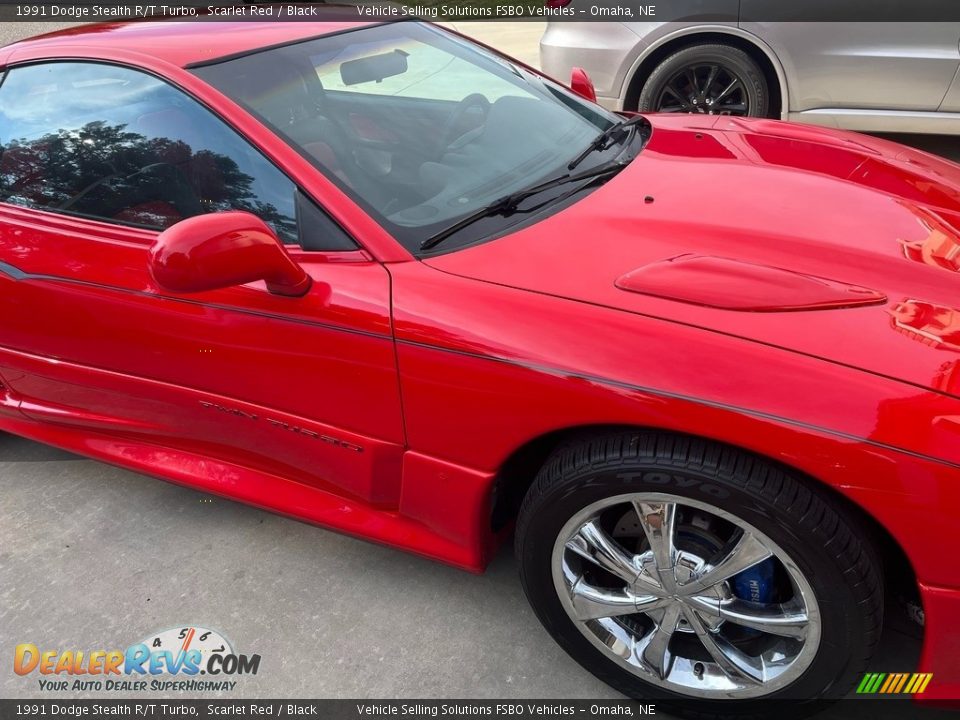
[340,49,409,86]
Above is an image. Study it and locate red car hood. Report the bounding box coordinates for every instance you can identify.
[426,115,960,399]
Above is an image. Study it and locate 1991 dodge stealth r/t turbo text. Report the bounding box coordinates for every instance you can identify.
[0,17,959,713]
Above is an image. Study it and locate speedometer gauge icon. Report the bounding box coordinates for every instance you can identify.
[138,626,233,669]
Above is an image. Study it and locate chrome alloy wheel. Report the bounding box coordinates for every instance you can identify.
[551,493,821,699]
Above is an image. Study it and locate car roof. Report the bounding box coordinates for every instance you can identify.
[3,14,378,68]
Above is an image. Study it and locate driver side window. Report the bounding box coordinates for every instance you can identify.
[0,61,313,246]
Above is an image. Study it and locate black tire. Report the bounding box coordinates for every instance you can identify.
[638,44,770,118]
[516,432,882,718]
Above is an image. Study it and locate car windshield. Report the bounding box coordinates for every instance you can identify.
[193,22,628,253]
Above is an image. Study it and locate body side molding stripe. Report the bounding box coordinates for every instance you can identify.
[0,260,27,280]
[0,259,391,341]
[396,337,960,472]
[2,259,956,471]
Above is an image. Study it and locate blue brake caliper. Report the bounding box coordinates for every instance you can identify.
[731,558,777,604]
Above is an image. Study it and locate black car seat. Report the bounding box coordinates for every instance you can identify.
[234,60,360,187]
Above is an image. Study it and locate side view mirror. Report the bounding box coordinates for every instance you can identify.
[148,212,311,297]
[570,67,598,103]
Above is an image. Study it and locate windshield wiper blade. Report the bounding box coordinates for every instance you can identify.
[567,114,646,172]
[420,160,626,252]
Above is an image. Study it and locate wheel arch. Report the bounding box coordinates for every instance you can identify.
[622,27,788,119]
[489,423,919,609]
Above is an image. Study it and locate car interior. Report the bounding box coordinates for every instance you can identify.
[195,42,602,234]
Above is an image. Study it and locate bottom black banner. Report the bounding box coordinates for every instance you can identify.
[1,699,958,720]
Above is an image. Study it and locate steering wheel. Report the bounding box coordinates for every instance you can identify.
[438,93,490,156]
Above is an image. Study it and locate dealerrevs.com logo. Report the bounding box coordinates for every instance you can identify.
[14,626,260,692]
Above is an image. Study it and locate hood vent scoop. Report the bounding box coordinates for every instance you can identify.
[615,255,887,312]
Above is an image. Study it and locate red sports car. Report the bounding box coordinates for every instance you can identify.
[1,16,958,713]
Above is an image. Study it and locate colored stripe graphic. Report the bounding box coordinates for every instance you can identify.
[905,674,920,693]
[858,672,933,694]
[893,674,909,693]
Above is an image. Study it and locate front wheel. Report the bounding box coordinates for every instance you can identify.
[516,432,882,715]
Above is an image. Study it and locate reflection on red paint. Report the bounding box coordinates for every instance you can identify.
[890,300,960,352]
[900,206,960,273]
[934,362,960,395]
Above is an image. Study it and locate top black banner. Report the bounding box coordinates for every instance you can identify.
[1,0,960,22]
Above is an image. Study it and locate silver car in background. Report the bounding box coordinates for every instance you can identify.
[541,14,960,134]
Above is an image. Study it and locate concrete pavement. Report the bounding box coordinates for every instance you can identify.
[0,21,79,45]
[0,432,621,699]
[443,22,545,68]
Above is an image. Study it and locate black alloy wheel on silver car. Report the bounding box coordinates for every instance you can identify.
[639,44,770,118]
[516,432,884,717]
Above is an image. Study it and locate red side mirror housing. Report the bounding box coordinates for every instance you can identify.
[149,212,311,297]
[570,67,597,103]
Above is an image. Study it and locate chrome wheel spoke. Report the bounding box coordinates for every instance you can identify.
[635,594,673,615]
[636,603,681,679]
[554,493,820,698]
[632,553,666,595]
[682,531,773,593]
[718,599,809,640]
[570,577,642,621]
[565,520,641,584]
[683,607,765,685]
[631,501,677,574]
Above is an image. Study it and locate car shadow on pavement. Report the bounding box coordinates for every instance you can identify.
[0,431,83,462]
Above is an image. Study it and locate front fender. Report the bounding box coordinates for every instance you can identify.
[391,261,960,592]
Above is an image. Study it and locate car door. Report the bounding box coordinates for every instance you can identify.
[0,60,405,505]
[741,2,960,112]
